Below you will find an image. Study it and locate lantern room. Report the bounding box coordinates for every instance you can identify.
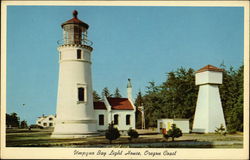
[60,10,90,45]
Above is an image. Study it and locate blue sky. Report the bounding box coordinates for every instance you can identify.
[6,6,244,124]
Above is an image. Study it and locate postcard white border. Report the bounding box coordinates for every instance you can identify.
[1,1,249,159]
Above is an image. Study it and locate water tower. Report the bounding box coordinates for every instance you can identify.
[192,65,226,133]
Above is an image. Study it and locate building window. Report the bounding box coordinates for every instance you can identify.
[77,49,81,59]
[43,123,47,126]
[49,118,53,121]
[49,123,53,127]
[114,114,119,125]
[126,115,131,125]
[78,87,85,101]
[38,121,41,124]
[99,114,104,125]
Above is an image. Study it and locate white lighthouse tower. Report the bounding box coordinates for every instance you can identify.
[52,10,97,138]
[192,65,226,133]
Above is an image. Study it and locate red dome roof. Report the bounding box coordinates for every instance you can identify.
[61,10,89,29]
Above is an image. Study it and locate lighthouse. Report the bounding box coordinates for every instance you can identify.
[192,65,226,133]
[52,10,97,138]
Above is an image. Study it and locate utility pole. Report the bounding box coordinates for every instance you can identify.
[138,104,145,130]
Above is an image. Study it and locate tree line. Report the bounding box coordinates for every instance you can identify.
[93,87,122,102]
[7,64,243,133]
[6,113,28,128]
[134,64,243,133]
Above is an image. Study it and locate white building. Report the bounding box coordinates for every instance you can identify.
[49,79,135,135]
[94,80,136,133]
[52,10,97,138]
[36,115,56,128]
[51,11,136,138]
[192,65,226,133]
[157,118,190,134]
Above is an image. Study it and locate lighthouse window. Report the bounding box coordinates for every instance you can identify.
[78,87,85,101]
[126,115,131,125]
[99,114,104,125]
[77,49,81,59]
[114,114,119,125]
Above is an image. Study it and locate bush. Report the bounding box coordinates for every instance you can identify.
[105,122,120,144]
[163,133,170,141]
[20,120,28,128]
[215,124,227,136]
[29,124,44,129]
[127,128,139,142]
[163,124,182,141]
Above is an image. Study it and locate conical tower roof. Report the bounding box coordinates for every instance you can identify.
[61,10,89,29]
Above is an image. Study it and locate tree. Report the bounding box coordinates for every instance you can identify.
[105,122,120,144]
[138,65,243,133]
[6,112,20,128]
[102,87,112,98]
[160,68,198,120]
[113,88,122,98]
[135,91,143,107]
[135,91,143,129]
[93,90,101,102]
[143,68,198,129]
[163,124,182,141]
[127,128,139,142]
[143,81,163,128]
[219,65,243,133]
[20,120,28,128]
[215,124,227,136]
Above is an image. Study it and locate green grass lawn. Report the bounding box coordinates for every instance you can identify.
[6,128,243,148]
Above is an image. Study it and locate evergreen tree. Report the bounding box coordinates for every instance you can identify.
[93,90,101,102]
[102,87,112,98]
[160,68,198,126]
[20,120,28,128]
[142,68,198,128]
[113,88,122,98]
[135,91,143,129]
[143,81,163,128]
[6,112,20,128]
[105,122,120,144]
[220,65,243,132]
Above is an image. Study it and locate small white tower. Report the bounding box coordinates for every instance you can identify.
[127,78,133,101]
[192,65,226,133]
[52,10,97,138]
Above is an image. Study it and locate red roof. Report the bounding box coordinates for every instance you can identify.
[108,98,134,110]
[61,10,89,29]
[196,65,224,73]
[93,101,106,110]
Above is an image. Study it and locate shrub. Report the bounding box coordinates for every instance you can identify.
[29,124,43,129]
[127,128,139,142]
[163,124,182,141]
[105,122,120,144]
[215,124,227,136]
[20,120,28,129]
